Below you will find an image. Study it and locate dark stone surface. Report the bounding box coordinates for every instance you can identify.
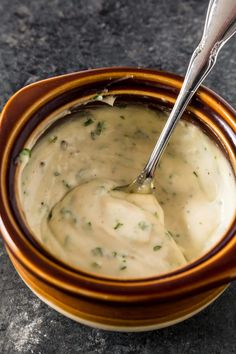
[0,0,235,353]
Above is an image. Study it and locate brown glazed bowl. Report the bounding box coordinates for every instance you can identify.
[0,67,235,331]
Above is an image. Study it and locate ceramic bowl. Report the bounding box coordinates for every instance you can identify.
[0,67,235,331]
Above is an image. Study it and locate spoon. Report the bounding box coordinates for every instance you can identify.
[115,0,236,194]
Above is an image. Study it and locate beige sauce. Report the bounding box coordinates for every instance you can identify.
[18,105,236,278]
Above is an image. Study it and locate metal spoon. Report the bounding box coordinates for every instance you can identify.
[115,0,236,194]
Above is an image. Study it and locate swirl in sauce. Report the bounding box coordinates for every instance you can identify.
[19,105,236,278]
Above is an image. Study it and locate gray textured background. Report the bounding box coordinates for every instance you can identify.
[0,0,235,353]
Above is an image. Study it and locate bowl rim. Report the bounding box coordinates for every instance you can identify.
[0,66,235,301]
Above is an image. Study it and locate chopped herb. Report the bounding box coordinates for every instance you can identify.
[18,148,31,162]
[175,233,181,238]
[193,171,198,177]
[120,266,127,271]
[90,121,105,140]
[112,251,117,257]
[83,220,92,229]
[62,180,71,189]
[169,174,173,179]
[60,208,72,216]
[54,171,60,176]
[60,140,68,150]
[48,210,53,220]
[93,93,103,101]
[63,235,70,247]
[49,135,58,143]
[153,245,162,251]
[134,129,149,139]
[138,221,149,230]
[91,262,101,269]
[83,118,94,126]
[114,222,123,230]
[165,231,173,238]
[120,115,125,120]
[91,247,103,256]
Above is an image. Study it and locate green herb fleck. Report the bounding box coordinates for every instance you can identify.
[120,266,127,271]
[90,121,105,140]
[48,210,53,220]
[54,171,60,176]
[134,129,149,139]
[91,262,101,269]
[138,221,149,230]
[18,148,31,161]
[49,135,58,143]
[153,245,162,251]
[193,171,198,177]
[165,231,173,238]
[91,247,103,256]
[87,221,92,228]
[63,235,70,247]
[60,140,68,150]
[120,115,125,120]
[93,93,103,101]
[60,208,72,216]
[112,251,117,257]
[62,180,71,189]
[114,222,123,230]
[83,118,94,126]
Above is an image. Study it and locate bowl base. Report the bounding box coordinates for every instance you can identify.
[9,250,228,332]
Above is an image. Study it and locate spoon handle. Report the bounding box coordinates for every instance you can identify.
[141,0,236,181]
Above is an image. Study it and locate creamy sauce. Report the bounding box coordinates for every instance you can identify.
[19,105,236,278]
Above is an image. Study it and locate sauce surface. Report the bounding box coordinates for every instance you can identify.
[19,105,236,278]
